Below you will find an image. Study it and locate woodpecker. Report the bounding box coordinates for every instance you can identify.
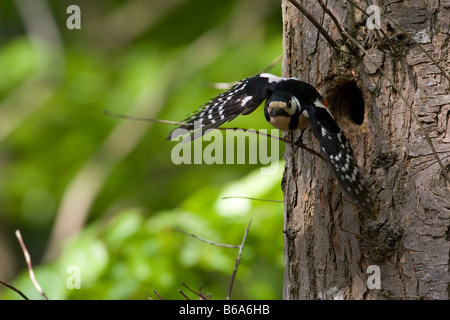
[168,73,374,215]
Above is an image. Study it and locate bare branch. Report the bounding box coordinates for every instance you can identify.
[174,227,240,248]
[181,282,208,300]
[347,0,450,85]
[15,230,48,300]
[292,138,327,160]
[227,219,252,300]
[227,127,290,144]
[222,196,283,203]
[103,109,285,142]
[316,0,356,53]
[347,0,399,54]
[287,0,340,51]
[382,16,450,87]
[0,279,30,300]
[175,220,253,300]
[177,289,191,300]
[103,109,187,127]
[151,289,164,300]
[104,109,326,160]
[340,228,380,247]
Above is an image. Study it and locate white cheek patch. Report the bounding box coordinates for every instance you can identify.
[291,96,301,114]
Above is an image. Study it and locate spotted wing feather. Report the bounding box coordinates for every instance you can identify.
[167,75,272,140]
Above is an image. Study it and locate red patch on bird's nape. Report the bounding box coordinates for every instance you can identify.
[323,100,329,108]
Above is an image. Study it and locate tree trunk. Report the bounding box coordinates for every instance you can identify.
[281,0,450,300]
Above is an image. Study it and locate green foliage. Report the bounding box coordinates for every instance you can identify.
[2,164,284,300]
[0,0,285,300]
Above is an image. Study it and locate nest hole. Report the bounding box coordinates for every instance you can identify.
[331,82,365,125]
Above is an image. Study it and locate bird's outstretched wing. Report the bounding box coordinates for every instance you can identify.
[167,74,278,140]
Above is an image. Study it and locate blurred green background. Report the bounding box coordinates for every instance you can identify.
[0,0,285,300]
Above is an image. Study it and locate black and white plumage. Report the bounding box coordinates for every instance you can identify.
[169,73,374,215]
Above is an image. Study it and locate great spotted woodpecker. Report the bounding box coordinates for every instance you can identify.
[168,73,374,215]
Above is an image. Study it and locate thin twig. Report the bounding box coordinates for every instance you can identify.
[174,227,240,248]
[181,282,208,300]
[177,289,190,300]
[287,0,340,51]
[350,0,399,54]
[382,14,450,86]
[103,109,326,160]
[227,219,252,300]
[227,127,289,144]
[103,109,284,142]
[340,228,380,247]
[152,289,164,300]
[316,0,356,53]
[347,0,450,84]
[222,196,283,203]
[103,109,188,127]
[15,230,48,300]
[291,138,327,161]
[228,127,326,161]
[0,279,30,300]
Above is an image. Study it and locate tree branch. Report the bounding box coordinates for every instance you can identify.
[15,230,48,300]
[152,289,164,300]
[286,0,340,51]
[174,227,240,248]
[0,279,30,300]
[103,109,327,160]
[175,220,253,300]
[222,196,283,203]
[349,0,399,55]
[180,282,208,300]
[347,0,450,84]
[227,219,252,300]
[177,289,191,300]
[316,0,356,53]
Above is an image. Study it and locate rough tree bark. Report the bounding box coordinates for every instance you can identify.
[281,0,450,299]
